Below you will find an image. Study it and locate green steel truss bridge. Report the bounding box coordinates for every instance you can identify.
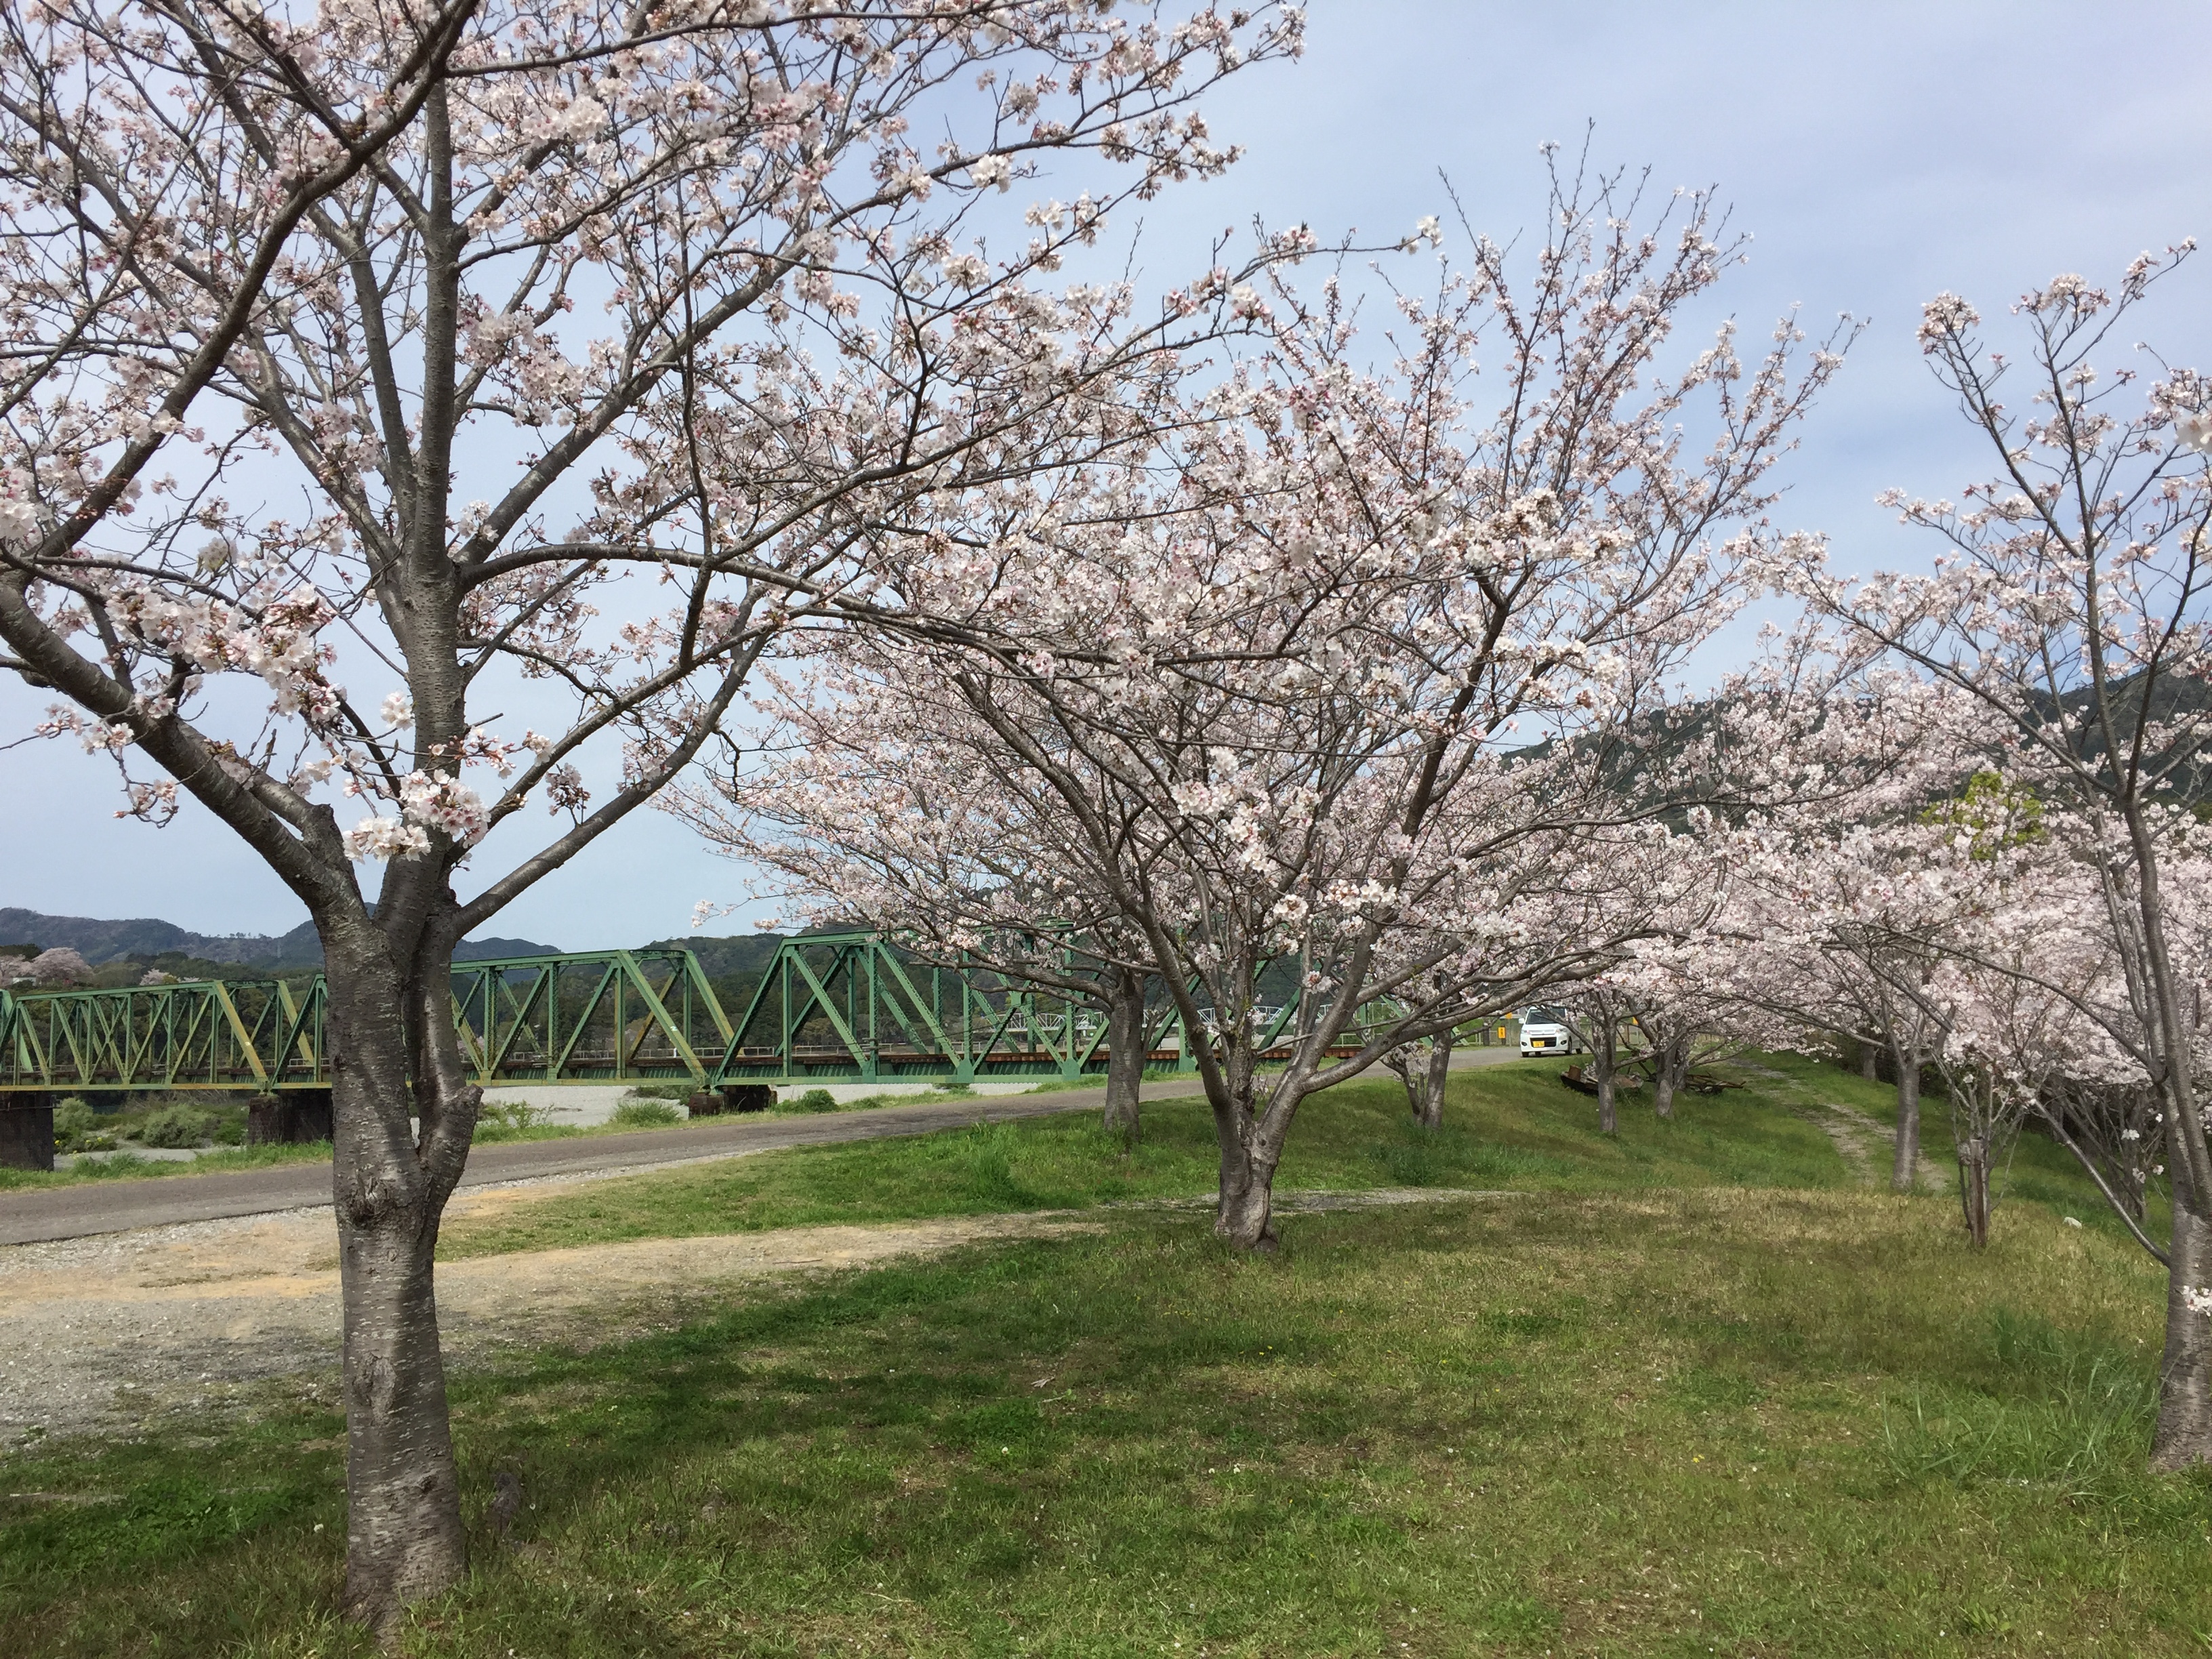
[0,933,1224,1099]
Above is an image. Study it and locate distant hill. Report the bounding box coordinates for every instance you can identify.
[0,908,556,970]
[642,932,788,980]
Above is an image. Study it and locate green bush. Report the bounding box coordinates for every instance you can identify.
[52,1097,98,1151]
[609,1098,682,1128]
[474,1099,554,1143]
[792,1088,840,1112]
[138,1104,217,1149]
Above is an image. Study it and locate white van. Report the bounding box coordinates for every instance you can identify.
[1518,1006,1578,1058]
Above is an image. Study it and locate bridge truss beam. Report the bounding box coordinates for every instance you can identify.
[0,935,1206,1095]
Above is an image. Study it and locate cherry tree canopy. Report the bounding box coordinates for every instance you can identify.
[689,162,1853,1248]
[0,0,1300,1624]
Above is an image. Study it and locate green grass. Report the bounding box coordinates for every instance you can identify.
[435,1055,1857,1261]
[3,1185,2202,1656]
[0,1071,1124,1189]
[0,1139,339,1189]
[6,1052,2199,1656]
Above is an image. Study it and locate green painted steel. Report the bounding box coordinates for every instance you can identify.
[0,977,325,1093]
[710,931,1193,1086]
[0,937,1199,1094]
[451,948,735,1089]
[0,933,1503,1099]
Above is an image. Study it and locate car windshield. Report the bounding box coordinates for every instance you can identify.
[1522,1007,1566,1025]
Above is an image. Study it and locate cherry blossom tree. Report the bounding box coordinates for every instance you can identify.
[1795,831,1958,1187]
[1378,983,1456,1130]
[0,0,1298,1623]
[1610,930,1755,1122]
[1700,658,2004,1188]
[701,159,1853,1249]
[682,699,1172,1143]
[1792,251,2212,1464]
[1563,981,1637,1133]
[14,945,94,987]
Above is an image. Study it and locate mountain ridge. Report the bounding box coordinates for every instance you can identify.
[0,908,556,969]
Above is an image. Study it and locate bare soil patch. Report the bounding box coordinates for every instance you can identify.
[0,1191,1098,1446]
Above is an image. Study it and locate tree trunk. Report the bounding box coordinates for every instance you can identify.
[1417,1025,1453,1130]
[1103,969,1145,1149]
[2153,1183,2212,1468]
[1215,1128,1281,1251]
[1859,1042,1879,1082]
[1891,1050,1921,1193]
[1957,1133,1992,1247]
[1210,1058,1283,1252]
[338,1179,467,1628]
[1586,1020,1619,1135]
[1652,1038,1688,1122]
[323,928,476,1633]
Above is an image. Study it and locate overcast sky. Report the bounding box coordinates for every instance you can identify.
[5,0,2209,949]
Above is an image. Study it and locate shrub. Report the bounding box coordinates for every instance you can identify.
[792,1088,840,1112]
[474,1099,554,1142]
[52,1097,98,1151]
[610,1098,682,1128]
[138,1105,217,1148]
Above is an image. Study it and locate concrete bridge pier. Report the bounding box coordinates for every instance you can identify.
[247,1088,334,1145]
[0,1093,55,1171]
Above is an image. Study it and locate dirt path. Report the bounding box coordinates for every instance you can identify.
[1795,1098,1946,1193]
[0,1184,1504,1446]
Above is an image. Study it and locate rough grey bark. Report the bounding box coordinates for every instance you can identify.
[2155,1173,2212,1469]
[1417,1025,1454,1130]
[1889,1041,1922,1193]
[1214,1109,1284,1252]
[1576,1002,1622,1135]
[1859,1042,1879,1082]
[2123,811,2212,1468]
[1103,968,1145,1149]
[1385,1024,1455,1130]
[1650,1035,1692,1122]
[319,918,479,1631]
[1957,1133,1992,1247]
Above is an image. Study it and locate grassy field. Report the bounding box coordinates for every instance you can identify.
[434,1050,2071,1261]
[3,1056,2204,1656]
